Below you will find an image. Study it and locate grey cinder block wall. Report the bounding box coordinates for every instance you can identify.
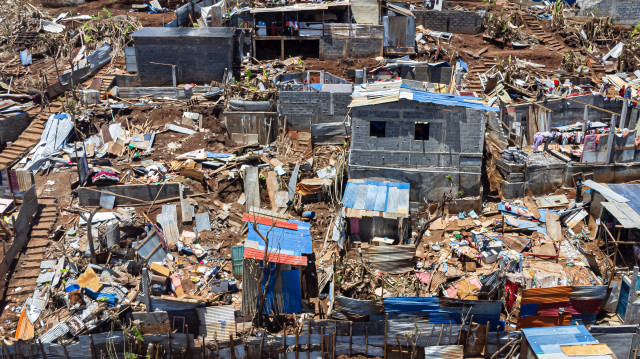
[413,10,483,34]
[577,0,640,25]
[278,91,352,130]
[348,100,487,202]
[131,27,234,86]
[0,113,31,145]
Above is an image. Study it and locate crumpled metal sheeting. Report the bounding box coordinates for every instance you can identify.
[24,113,75,173]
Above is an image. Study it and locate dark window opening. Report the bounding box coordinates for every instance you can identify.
[370,121,386,137]
[415,122,430,140]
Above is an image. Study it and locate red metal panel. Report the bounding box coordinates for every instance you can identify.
[242,213,298,230]
[243,247,307,266]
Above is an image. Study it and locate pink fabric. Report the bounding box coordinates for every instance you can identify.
[416,272,431,284]
[349,218,359,235]
[445,285,458,298]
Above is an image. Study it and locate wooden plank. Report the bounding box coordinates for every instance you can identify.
[179,184,193,224]
[560,343,612,356]
[243,166,260,211]
[500,234,530,252]
[266,171,278,211]
[545,212,562,241]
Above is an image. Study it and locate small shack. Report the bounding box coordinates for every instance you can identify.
[341,179,410,244]
[241,214,315,316]
[130,27,235,86]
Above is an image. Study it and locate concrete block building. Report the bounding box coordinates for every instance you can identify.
[348,81,498,202]
[130,27,235,86]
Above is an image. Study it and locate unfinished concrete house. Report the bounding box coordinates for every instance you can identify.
[276,70,353,144]
[130,27,235,86]
[348,81,498,202]
[250,2,383,60]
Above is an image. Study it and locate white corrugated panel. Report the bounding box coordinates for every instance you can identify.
[196,305,236,341]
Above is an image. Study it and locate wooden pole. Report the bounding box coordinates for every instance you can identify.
[229,334,236,359]
[332,331,336,359]
[384,313,389,359]
[89,334,97,359]
[436,324,445,346]
[307,323,310,359]
[484,321,490,357]
[426,326,435,346]
[365,326,369,356]
[295,330,299,359]
[38,340,47,359]
[321,327,325,358]
[2,342,13,359]
[349,322,353,357]
[448,323,452,345]
[201,336,205,359]
[169,330,173,359]
[260,330,265,358]
[185,325,191,359]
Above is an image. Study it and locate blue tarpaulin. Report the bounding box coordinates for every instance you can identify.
[20,49,32,66]
[458,58,468,72]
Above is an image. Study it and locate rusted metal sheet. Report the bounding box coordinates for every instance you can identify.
[196,305,236,341]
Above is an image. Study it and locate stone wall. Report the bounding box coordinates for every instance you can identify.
[348,100,487,201]
[413,10,483,34]
[278,91,352,130]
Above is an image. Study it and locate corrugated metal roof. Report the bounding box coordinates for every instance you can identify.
[522,325,598,357]
[348,82,498,112]
[423,345,464,359]
[363,245,415,274]
[131,27,235,38]
[342,179,409,217]
[570,285,608,300]
[250,1,351,13]
[583,180,629,203]
[244,220,312,266]
[606,183,640,213]
[196,305,236,342]
[601,202,640,229]
[333,295,385,316]
[383,297,502,329]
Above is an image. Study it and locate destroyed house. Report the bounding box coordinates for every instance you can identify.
[348,81,498,202]
[276,70,353,137]
[251,2,383,60]
[130,27,235,86]
[241,216,314,316]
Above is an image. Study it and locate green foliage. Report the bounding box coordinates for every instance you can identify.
[131,327,144,342]
[631,23,640,38]
[103,8,113,18]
